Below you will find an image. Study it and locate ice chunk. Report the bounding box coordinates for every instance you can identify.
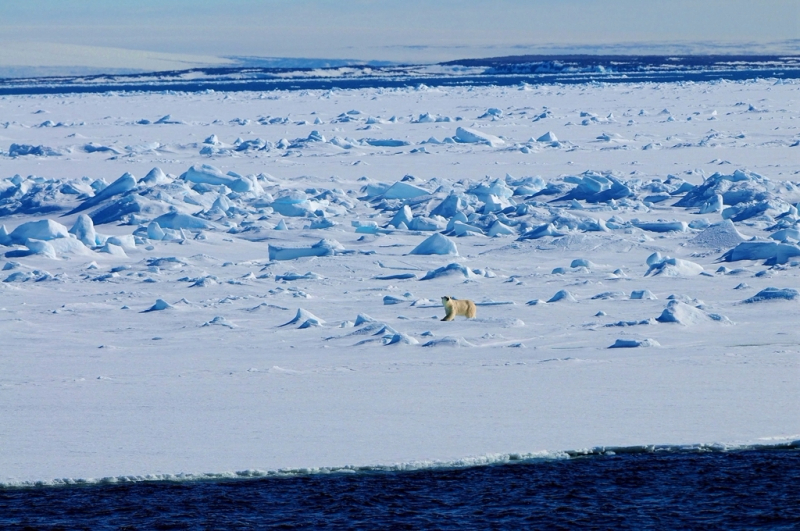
[410,234,458,256]
[100,243,127,257]
[407,216,445,231]
[591,291,626,300]
[107,235,136,250]
[383,333,419,345]
[381,182,429,200]
[9,219,69,244]
[518,223,565,240]
[281,308,325,328]
[69,215,99,247]
[451,221,484,237]
[631,220,688,233]
[454,127,505,147]
[630,290,657,300]
[430,194,465,218]
[487,220,514,237]
[268,239,345,261]
[741,287,798,303]
[275,272,324,281]
[609,338,660,348]
[89,194,174,225]
[143,299,174,312]
[140,167,171,186]
[570,258,595,269]
[152,212,217,230]
[536,131,558,142]
[147,222,166,241]
[24,239,57,259]
[699,194,724,214]
[770,228,800,242]
[362,138,410,147]
[67,172,137,215]
[419,262,474,280]
[719,241,800,265]
[547,290,577,303]
[182,164,252,193]
[555,172,632,203]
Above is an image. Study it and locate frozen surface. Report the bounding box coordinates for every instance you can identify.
[1,79,799,485]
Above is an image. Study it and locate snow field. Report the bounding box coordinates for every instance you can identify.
[1,79,799,484]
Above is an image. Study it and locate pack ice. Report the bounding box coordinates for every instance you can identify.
[1,77,798,486]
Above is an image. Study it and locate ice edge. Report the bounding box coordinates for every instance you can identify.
[3,440,798,489]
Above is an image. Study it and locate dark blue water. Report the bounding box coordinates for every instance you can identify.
[2,449,799,529]
[1,54,799,95]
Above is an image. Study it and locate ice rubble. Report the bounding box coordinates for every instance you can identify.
[3,164,800,284]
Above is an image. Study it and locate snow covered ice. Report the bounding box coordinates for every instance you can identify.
[1,77,799,486]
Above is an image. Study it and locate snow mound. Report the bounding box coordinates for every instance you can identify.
[202,316,237,329]
[630,290,658,300]
[419,262,475,281]
[143,299,174,312]
[645,256,704,277]
[422,336,476,347]
[656,301,729,325]
[609,338,660,348]
[631,220,688,233]
[591,291,626,300]
[547,290,577,303]
[689,220,747,248]
[570,258,596,269]
[410,233,458,256]
[741,287,799,303]
[383,333,419,345]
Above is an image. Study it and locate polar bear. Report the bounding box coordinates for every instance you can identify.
[441,295,477,321]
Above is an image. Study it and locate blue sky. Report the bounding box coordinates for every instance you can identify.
[0,0,797,73]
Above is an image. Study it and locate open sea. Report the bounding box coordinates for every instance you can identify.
[1,54,799,96]
[2,448,799,529]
